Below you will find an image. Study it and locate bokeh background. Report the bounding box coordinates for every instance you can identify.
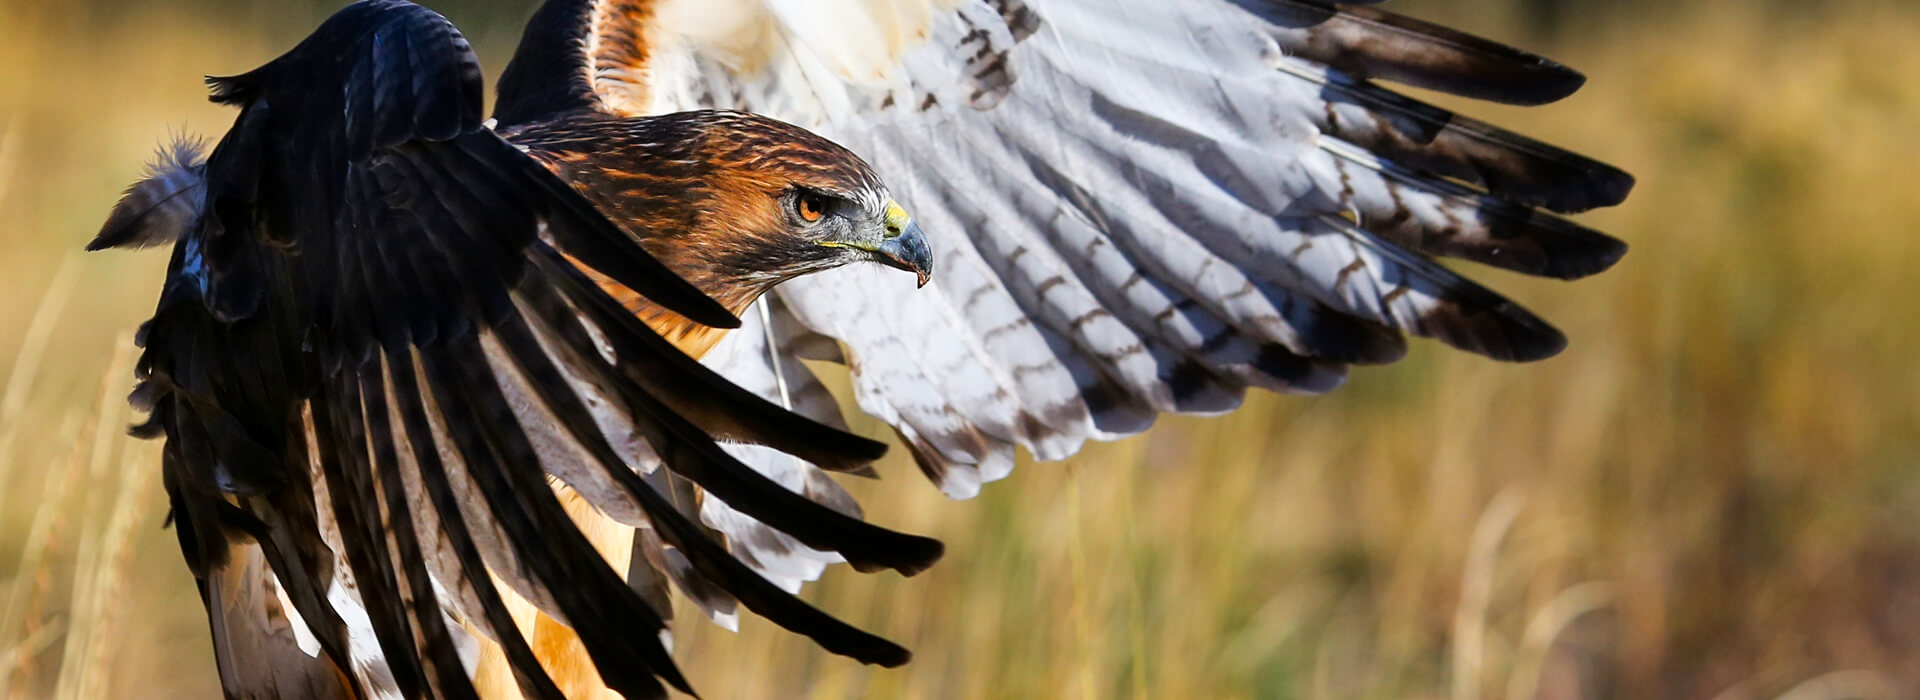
[3,0,1918,698]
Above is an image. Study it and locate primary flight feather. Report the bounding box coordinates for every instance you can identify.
[91,0,1631,697]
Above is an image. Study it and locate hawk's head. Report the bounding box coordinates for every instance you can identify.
[517,110,932,353]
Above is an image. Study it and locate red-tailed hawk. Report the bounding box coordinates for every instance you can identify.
[91,0,1631,697]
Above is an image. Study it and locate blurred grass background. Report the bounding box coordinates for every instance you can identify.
[3,0,1919,698]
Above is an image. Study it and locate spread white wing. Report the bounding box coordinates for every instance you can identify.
[494,0,1631,591]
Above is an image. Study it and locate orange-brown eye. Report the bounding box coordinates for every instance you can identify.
[797,192,828,223]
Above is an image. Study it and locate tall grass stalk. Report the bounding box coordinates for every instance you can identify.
[1505,582,1614,700]
[1453,490,1525,700]
[0,119,18,216]
[0,410,86,687]
[49,335,137,700]
[0,250,83,506]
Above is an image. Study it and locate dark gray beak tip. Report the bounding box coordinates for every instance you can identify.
[875,220,934,289]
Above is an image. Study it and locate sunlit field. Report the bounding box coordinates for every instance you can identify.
[3,1,1918,698]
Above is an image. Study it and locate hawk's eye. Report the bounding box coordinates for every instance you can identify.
[797,192,829,223]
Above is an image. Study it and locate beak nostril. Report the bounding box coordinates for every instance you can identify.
[882,201,912,240]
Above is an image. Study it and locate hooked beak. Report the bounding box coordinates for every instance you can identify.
[872,218,933,288]
[834,200,933,287]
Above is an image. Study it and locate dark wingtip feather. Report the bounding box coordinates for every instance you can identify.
[1265,1,1592,106]
[1338,7,1589,107]
[1523,156,1637,214]
[1540,233,1628,281]
[1576,165,1637,213]
[1496,303,1569,363]
[1298,309,1409,366]
[1425,298,1568,363]
[902,538,946,577]
[841,533,945,577]
[1511,63,1585,107]
[1306,79,1636,214]
[1368,198,1631,282]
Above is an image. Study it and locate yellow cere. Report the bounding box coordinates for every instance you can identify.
[884,200,911,238]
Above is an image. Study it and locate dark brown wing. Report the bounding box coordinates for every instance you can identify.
[110,1,937,697]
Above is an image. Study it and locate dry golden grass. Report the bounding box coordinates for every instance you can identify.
[2,1,1918,698]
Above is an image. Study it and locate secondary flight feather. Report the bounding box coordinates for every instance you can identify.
[91,0,1632,697]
